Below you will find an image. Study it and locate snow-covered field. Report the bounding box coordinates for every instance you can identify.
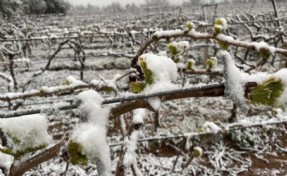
[1,2,287,176]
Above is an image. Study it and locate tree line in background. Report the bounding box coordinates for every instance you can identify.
[0,0,285,18]
[189,0,285,4]
[0,0,70,17]
[72,0,285,15]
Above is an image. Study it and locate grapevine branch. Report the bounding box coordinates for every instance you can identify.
[0,83,103,101]
[0,82,257,118]
[22,40,70,91]
[131,29,287,80]
[9,142,64,176]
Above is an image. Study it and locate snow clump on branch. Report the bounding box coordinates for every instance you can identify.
[202,121,222,134]
[0,114,52,155]
[77,89,109,124]
[251,41,276,59]
[131,53,179,94]
[71,123,111,175]
[69,90,111,175]
[139,53,177,83]
[219,50,249,112]
[214,18,228,33]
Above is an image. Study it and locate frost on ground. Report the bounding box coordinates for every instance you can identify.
[15,95,287,176]
[1,4,287,176]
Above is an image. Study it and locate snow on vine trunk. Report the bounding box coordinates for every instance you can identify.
[219,50,249,112]
[71,90,111,176]
[123,109,145,176]
[0,152,14,174]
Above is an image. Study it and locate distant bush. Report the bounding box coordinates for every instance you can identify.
[22,0,48,14]
[0,0,70,17]
[0,0,21,18]
[43,0,70,14]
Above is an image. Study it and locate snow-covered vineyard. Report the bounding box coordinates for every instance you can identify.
[1,0,287,175]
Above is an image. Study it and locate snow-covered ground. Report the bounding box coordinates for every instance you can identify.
[1,3,287,175]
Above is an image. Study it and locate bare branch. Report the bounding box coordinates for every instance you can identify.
[9,142,64,176]
[131,29,287,81]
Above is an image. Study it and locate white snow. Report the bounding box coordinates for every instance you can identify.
[0,152,14,172]
[123,130,140,170]
[0,114,52,153]
[252,41,276,56]
[274,108,287,120]
[77,90,110,125]
[40,82,89,94]
[130,30,137,40]
[219,50,248,111]
[201,0,225,4]
[139,53,177,83]
[271,69,287,105]
[70,124,111,175]
[120,116,127,135]
[185,136,192,150]
[121,109,146,174]
[137,53,179,94]
[215,18,228,31]
[90,78,118,92]
[65,75,84,86]
[0,72,12,83]
[0,89,38,100]
[144,81,180,94]
[14,57,30,63]
[216,34,235,42]
[133,109,146,125]
[153,29,182,38]
[202,121,222,134]
[148,97,162,110]
[72,90,111,175]
[168,41,190,54]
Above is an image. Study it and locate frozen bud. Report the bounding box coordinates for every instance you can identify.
[186,59,196,70]
[167,41,189,57]
[205,57,218,71]
[214,18,228,34]
[186,21,195,31]
[193,146,203,158]
[67,140,88,166]
[259,48,272,60]
[217,41,229,50]
[167,43,179,56]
